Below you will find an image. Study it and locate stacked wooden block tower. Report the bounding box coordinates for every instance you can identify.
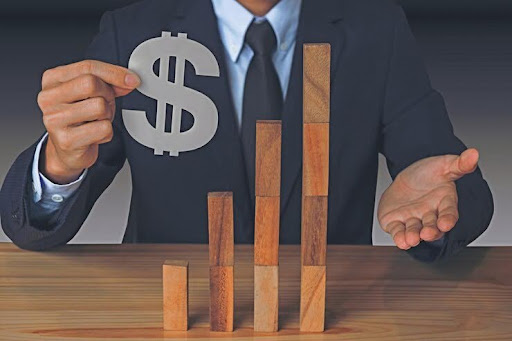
[300,43,330,332]
[207,192,235,332]
[254,120,282,332]
[162,43,330,333]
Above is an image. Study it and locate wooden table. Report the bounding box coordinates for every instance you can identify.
[1,243,511,340]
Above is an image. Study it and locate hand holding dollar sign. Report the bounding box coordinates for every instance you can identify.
[37,60,141,184]
[37,32,219,184]
[122,32,220,156]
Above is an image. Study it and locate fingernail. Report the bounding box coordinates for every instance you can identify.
[125,72,141,87]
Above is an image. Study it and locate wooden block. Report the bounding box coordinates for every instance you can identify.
[209,266,234,332]
[254,196,280,266]
[303,123,329,196]
[303,43,331,123]
[254,265,279,332]
[255,120,282,197]
[207,192,234,267]
[300,265,326,332]
[163,260,188,331]
[301,196,328,266]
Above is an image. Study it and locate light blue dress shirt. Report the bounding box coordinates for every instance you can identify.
[31,0,302,214]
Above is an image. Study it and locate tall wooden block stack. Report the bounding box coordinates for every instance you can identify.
[163,260,189,331]
[208,192,235,332]
[254,120,282,332]
[300,43,331,332]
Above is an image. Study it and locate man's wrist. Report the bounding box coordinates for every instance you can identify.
[40,138,83,184]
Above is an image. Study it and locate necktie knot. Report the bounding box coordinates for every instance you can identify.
[245,20,277,56]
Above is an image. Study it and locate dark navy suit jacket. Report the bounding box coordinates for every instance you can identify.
[0,0,494,262]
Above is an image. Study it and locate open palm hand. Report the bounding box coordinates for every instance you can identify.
[378,149,479,250]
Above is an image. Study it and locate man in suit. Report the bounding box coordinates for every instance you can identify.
[0,0,493,262]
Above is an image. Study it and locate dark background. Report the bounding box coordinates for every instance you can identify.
[1,1,511,245]
[2,0,512,17]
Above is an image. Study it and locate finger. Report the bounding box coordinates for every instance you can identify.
[41,75,116,106]
[437,195,459,232]
[420,211,444,241]
[387,221,410,250]
[67,120,114,149]
[42,60,140,96]
[57,97,115,128]
[421,227,444,242]
[447,148,479,181]
[405,217,422,247]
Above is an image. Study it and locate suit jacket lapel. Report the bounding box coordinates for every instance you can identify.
[280,0,345,210]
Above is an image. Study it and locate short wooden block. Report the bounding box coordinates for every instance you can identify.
[303,44,331,123]
[303,123,329,196]
[255,120,282,197]
[301,196,328,266]
[163,261,188,331]
[209,266,234,332]
[207,192,234,267]
[254,196,280,266]
[254,265,279,332]
[300,265,326,332]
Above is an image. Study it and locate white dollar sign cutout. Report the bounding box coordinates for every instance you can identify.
[122,32,220,156]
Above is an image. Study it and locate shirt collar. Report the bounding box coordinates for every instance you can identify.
[212,0,302,62]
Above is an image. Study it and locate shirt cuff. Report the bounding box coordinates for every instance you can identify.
[32,132,87,204]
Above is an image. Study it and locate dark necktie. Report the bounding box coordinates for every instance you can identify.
[241,20,283,198]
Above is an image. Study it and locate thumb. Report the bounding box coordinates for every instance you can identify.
[448,148,479,181]
[113,71,141,97]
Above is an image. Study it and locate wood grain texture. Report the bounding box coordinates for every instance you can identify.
[303,43,330,123]
[301,196,328,266]
[254,265,279,332]
[163,261,188,331]
[254,196,280,266]
[207,192,234,266]
[303,123,330,196]
[300,265,326,332]
[1,244,512,340]
[255,120,282,197]
[209,266,234,332]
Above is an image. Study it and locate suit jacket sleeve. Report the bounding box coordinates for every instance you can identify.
[0,11,127,251]
[379,6,494,262]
